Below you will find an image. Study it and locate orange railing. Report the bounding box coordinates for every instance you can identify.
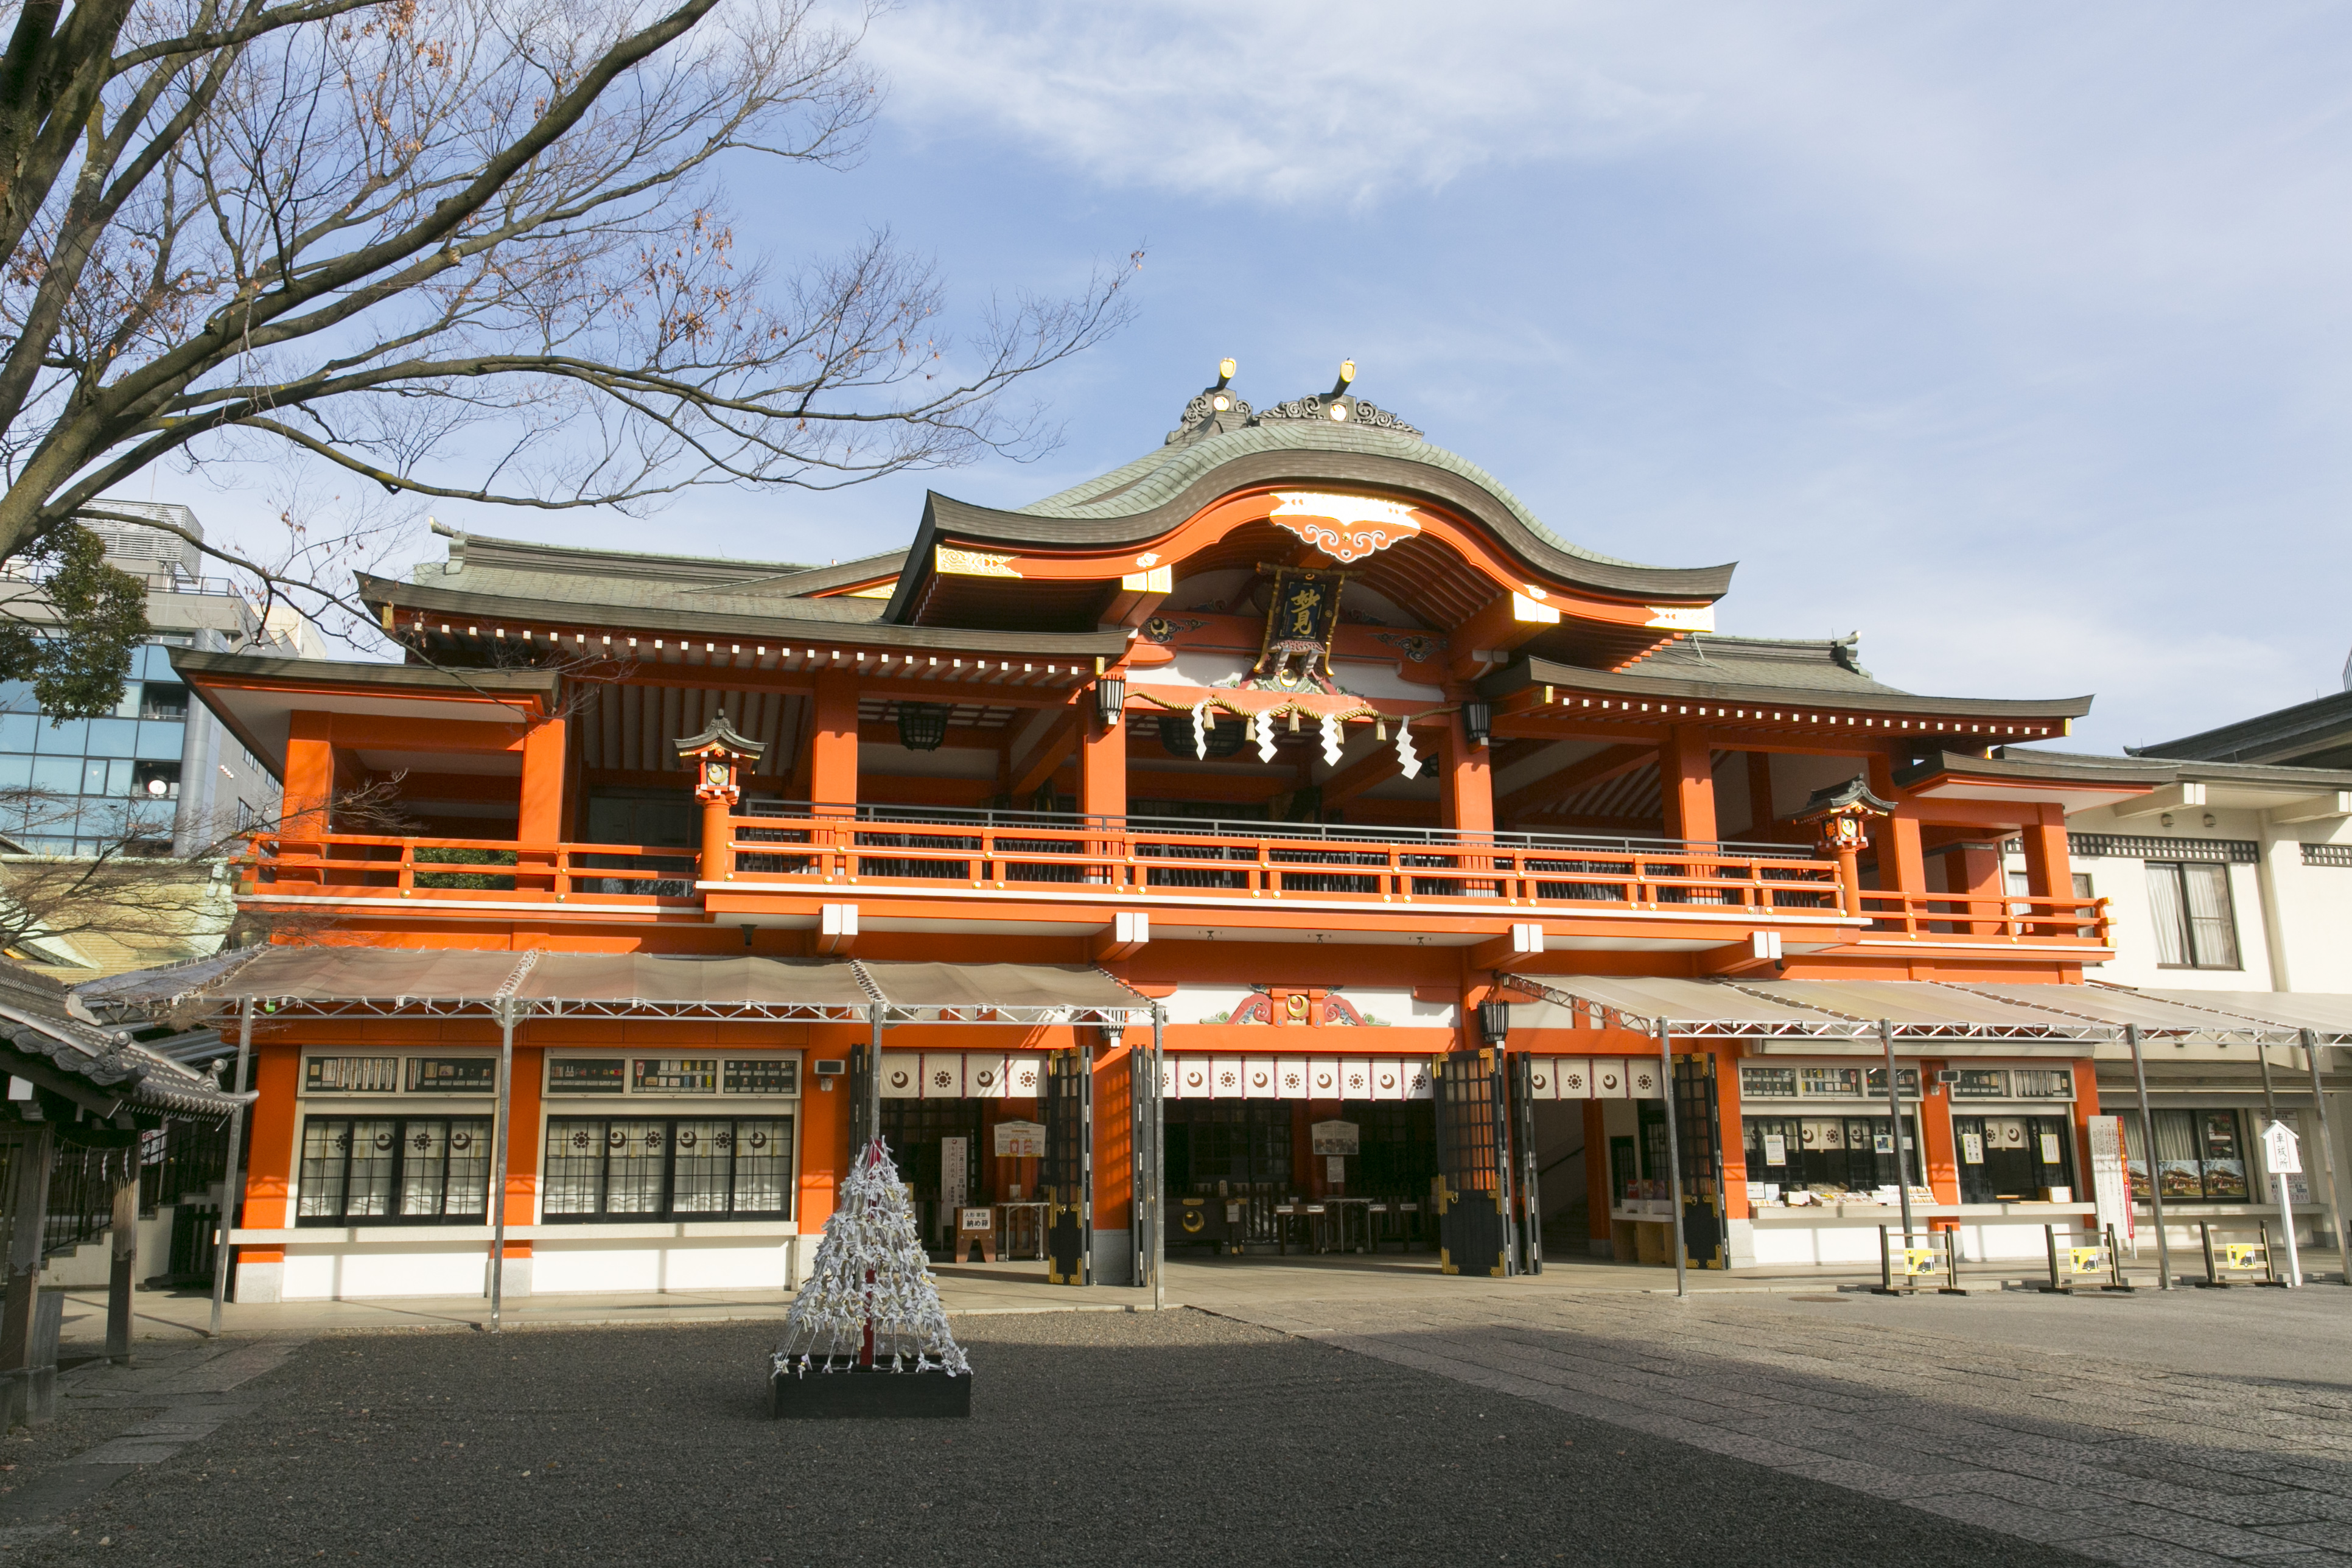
[1859,888,2112,945]
[240,832,698,905]
[723,808,1846,914]
[235,813,2112,948]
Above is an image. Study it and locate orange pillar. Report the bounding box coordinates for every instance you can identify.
[810,670,859,808]
[1440,713,1492,833]
[1949,841,2003,934]
[284,711,335,837]
[2021,802,2073,906]
[1745,752,1775,838]
[517,716,565,845]
[1867,754,1926,903]
[1094,1038,1133,1245]
[797,1029,851,1231]
[1080,702,1126,821]
[1919,1063,1961,1205]
[502,1043,544,1250]
[1713,1043,1746,1224]
[1659,726,1716,843]
[241,1042,301,1230]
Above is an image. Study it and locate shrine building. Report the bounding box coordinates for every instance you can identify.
[96,358,2351,1303]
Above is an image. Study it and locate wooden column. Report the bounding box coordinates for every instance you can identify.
[282,712,335,829]
[1583,1100,1611,1258]
[105,1166,137,1363]
[1948,841,2004,935]
[1745,752,1775,839]
[2021,802,2073,898]
[1440,714,1493,833]
[0,1123,52,1426]
[1659,726,1716,844]
[517,715,566,845]
[1079,709,1126,821]
[810,670,860,808]
[1866,755,1926,901]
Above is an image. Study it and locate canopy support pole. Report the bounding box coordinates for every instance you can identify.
[864,1003,884,1149]
[1657,1018,1685,1301]
[2127,1024,2172,1289]
[489,998,516,1333]
[1151,1009,1166,1312]
[209,998,254,1339]
[2301,1029,2349,1285]
[1881,1019,1916,1248]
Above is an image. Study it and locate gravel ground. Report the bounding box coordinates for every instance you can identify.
[5,1309,2093,1566]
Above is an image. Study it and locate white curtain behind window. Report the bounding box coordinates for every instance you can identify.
[2146,863,2188,966]
[2182,863,2239,969]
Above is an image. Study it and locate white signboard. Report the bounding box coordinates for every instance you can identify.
[1326,1155,1346,1186]
[940,1136,969,1212]
[1762,1133,1787,1167]
[2085,1115,2130,1245]
[2264,1119,2302,1175]
[993,1119,1046,1159]
[2039,1133,2063,1166]
[1310,1119,1360,1156]
[1960,1132,1984,1165]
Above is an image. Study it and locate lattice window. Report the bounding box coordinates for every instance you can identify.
[2303,842,2352,868]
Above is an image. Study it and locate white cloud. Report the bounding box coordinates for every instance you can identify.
[865,2,1696,205]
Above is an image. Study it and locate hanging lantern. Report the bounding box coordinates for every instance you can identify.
[1791,775,1895,855]
[896,702,951,752]
[1461,699,1493,751]
[1095,676,1127,726]
[1477,999,1512,1047]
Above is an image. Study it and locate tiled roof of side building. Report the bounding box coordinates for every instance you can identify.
[1979,745,2352,789]
[357,573,1132,657]
[1488,651,2093,720]
[1611,634,1908,696]
[2130,688,2352,769]
[418,529,908,609]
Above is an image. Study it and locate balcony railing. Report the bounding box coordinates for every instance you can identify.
[240,833,696,903]
[1858,888,2112,946]
[728,804,1842,912]
[233,807,2113,949]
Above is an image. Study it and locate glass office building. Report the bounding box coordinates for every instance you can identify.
[0,642,196,854]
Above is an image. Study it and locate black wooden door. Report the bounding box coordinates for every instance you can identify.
[1513,1053,1542,1275]
[1044,1046,1093,1285]
[1670,1051,1727,1270]
[1433,1051,1513,1278]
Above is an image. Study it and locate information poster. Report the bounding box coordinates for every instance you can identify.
[2086,1115,2130,1245]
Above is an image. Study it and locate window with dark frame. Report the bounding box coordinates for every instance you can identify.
[2121,1108,2250,1202]
[540,1116,793,1222]
[296,1116,491,1225]
[2146,861,2241,969]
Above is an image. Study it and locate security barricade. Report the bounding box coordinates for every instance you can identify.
[2040,1224,2135,1293]
[1875,1227,1965,1296]
[2197,1222,2287,1288]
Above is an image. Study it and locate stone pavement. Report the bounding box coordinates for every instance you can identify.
[26,1253,2352,1562]
[1180,1266,2352,1566]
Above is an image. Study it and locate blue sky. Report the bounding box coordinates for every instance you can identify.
[187,4,2352,753]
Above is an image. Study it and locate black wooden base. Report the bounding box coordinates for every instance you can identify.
[770,1364,973,1419]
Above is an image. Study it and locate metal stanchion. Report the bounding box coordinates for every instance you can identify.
[2300,1029,2349,1284]
[1879,1019,1915,1249]
[208,998,256,1339]
[1656,1018,1685,1300]
[2126,1024,2172,1289]
[489,999,516,1332]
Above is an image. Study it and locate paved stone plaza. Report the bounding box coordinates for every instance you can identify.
[0,1260,2348,1563]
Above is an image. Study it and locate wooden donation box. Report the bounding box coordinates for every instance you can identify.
[957,1205,996,1263]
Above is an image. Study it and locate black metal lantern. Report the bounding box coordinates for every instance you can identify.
[896,701,950,751]
[1461,698,1493,751]
[1096,676,1127,726]
[1477,998,1511,1047]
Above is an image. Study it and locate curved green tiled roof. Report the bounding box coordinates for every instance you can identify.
[1018,421,1648,572]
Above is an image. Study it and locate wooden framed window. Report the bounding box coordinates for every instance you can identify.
[2146,861,2240,969]
[296,1116,490,1225]
[540,1116,793,1223]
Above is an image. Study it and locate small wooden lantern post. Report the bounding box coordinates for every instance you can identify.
[1793,776,1895,919]
[676,718,768,883]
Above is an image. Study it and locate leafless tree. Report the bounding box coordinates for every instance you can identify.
[0,777,411,954]
[0,0,1136,701]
